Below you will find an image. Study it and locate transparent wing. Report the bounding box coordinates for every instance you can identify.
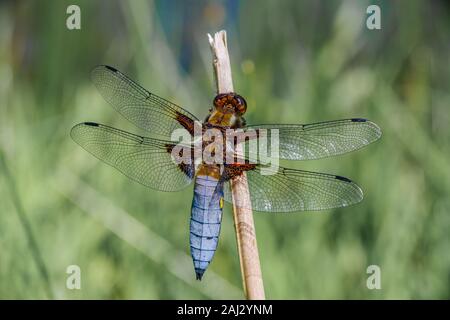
[91,65,199,137]
[70,122,195,192]
[223,165,363,212]
[244,118,381,160]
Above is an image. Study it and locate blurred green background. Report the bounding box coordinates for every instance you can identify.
[0,0,449,299]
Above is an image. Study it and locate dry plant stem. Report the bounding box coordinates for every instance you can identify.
[208,30,265,300]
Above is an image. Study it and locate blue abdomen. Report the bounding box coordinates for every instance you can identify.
[190,174,223,280]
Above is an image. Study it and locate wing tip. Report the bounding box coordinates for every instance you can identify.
[355,118,382,141]
[367,120,382,140]
[91,65,119,83]
[70,122,101,143]
[335,175,364,205]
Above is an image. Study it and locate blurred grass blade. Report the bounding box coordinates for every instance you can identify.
[0,151,54,299]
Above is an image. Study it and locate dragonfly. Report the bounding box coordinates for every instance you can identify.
[71,65,381,280]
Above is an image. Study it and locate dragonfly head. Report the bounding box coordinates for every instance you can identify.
[213,93,247,116]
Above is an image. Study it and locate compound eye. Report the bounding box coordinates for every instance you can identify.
[213,93,228,109]
[234,95,247,115]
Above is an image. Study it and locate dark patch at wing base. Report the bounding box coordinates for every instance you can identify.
[175,111,196,135]
[165,144,195,180]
